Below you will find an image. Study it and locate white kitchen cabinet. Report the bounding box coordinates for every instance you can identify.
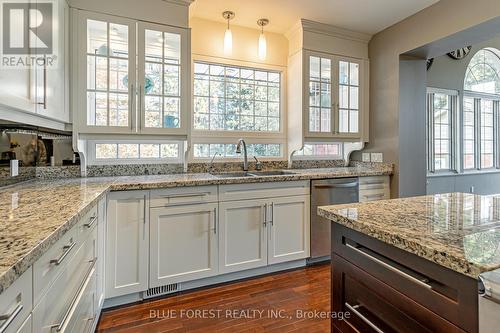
[150,203,218,286]
[0,268,32,333]
[95,197,106,310]
[75,10,190,136]
[218,199,269,274]
[34,0,70,123]
[105,191,149,298]
[0,0,69,127]
[268,195,310,265]
[15,315,31,333]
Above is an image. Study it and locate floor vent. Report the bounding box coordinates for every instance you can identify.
[144,283,180,299]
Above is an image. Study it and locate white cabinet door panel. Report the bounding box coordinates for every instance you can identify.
[150,203,218,286]
[219,200,268,274]
[105,191,149,298]
[268,195,310,265]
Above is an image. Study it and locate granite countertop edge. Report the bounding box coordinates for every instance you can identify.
[0,166,391,295]
[317,207,485,279]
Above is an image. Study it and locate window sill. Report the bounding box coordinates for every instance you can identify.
[427,168,500,178]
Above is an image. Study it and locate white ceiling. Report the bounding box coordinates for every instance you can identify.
[189,0,439,35]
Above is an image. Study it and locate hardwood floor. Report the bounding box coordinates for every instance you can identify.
[97,264,330,333]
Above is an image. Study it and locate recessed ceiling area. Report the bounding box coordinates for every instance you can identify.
[189,0,440,35]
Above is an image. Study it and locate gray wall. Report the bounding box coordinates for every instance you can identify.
[426,36,500,195]
[399,59,427,197]
[363,0,500,198]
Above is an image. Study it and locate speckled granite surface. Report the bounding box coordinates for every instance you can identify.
[0,165,392,295]
[318,192,500,279]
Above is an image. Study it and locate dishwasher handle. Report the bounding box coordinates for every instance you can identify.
[313,182,359,189]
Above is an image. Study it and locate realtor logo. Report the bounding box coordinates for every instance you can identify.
[1,0,56,68]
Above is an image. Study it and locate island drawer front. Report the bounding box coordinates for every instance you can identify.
[0,267,32,333]
[358,188,390,202]
[332,255,466,333]
[33,232,96,333]
[219,181,309,202]
[75,205,99,243]
[332,224,478,333]
[150,186,218,207]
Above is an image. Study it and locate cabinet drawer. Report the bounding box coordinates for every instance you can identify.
[64,268,96,333]
[333,224,477,333]
[333,255,465,333]
[0,268,32,333]
[219,181,309,202]
[33,204,97,305]
[150,186,218,207]
[359,188,390,202]
[33,234,96,333]
[359,176,389,188]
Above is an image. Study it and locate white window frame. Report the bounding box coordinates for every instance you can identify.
[426,88,459,175]
[292,143,344,161]
[190,55,287,162]
[87,139,184,165]
[461,92,500,172]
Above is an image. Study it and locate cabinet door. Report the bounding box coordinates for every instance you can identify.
[150,203,218,286]
[219,200,268,274]
[95,197,106,310]
[336,56,363,137]
[268,195,310,265]
[34,0,69,123]
[105,191,149,299]
[77,11,136,133]
[137,22,189,135]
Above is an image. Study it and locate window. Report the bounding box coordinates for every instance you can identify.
[464,48,500,94]
[426,89,457,172]
[193,143,282,159]
[293,143,343,159]
[89,141,181,164]
[462,48,500,171]
[463,97,475,169]
[193,62,281,132]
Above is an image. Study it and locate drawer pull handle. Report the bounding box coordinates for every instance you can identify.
[84,215,98,229]
[345,302,385,333]
[213,208,217,234]
[270,202,274,226]
[50,241,76,266]
[0,303,23,333]
[54,263,96,332]
[346,243,432,290]
[363,193,385,200]
[361,181,385,185]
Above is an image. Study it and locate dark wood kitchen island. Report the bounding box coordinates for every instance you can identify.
[318,193,500,333]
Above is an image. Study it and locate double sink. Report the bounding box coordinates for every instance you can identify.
[212,170,295,178]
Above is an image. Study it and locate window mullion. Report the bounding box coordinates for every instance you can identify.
[475,98,481,170]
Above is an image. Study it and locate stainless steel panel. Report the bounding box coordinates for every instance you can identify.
[310,178,359,260]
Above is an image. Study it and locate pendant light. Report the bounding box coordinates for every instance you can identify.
[257,19,269,61]
[222,11,235,56]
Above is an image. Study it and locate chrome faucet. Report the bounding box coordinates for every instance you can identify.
[235,139,248,171]
[208,152,220,173]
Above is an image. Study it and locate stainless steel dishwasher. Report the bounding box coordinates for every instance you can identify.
[309,178,359,262]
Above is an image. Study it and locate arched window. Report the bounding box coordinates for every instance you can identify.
[464,48,500,94]
[462,48,500,170]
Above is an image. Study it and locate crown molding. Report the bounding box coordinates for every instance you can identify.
[300,19,372,44]
[161,0,194,7]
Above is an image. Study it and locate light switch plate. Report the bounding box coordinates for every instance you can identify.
[362,153,371,162]
[10,160,19,177]
[371,153,383,163]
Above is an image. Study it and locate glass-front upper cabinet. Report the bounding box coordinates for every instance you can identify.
[138,22,189,135]
[305,51,365,139]
[77,12,189,135]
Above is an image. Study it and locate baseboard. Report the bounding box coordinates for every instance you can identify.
[102,259,308,309]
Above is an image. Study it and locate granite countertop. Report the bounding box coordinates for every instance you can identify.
[0,165,392,295]
[318,192,500,279]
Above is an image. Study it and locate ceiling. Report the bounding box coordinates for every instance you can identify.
[189,0,439,35]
